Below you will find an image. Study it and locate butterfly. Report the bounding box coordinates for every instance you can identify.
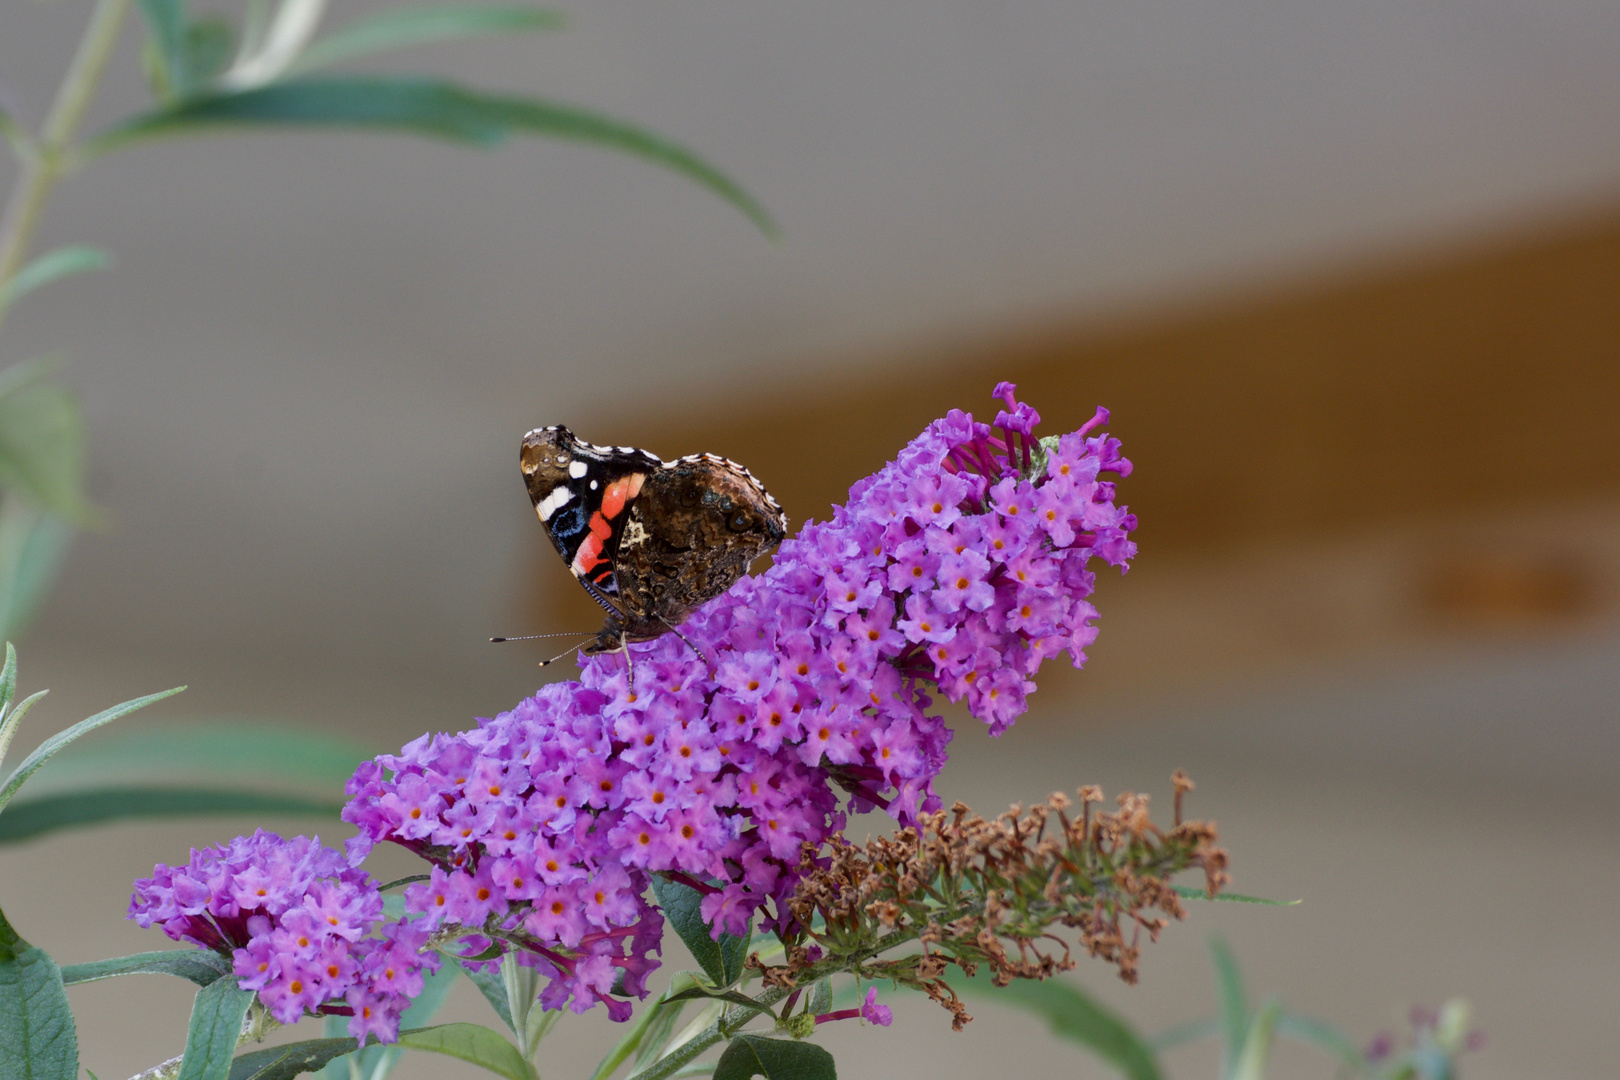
[519,425,787,664]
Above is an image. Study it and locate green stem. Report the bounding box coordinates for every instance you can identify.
[0,0,130,333]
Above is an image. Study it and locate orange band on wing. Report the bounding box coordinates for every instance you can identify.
[570,474,643,581]
[600,473,645,520]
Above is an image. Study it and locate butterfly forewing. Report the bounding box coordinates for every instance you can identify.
[521,426,787,652]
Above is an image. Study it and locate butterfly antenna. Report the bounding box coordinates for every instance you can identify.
[490,632,593,643]
[534,634,599,669]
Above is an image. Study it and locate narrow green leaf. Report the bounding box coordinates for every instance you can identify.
[0,786,344,845]
[0,685,186,814]
[30,722,367,796]
[293,5,566,73]
[394,1023,535,1080]
[456,963,513,1032]
[662,987,773,1018]
[955,969,1162,1080]
[60,949,230,988]
[0,370,95,524]
[0,110,31,158]
[1146,1016,1221,1053]
[1230,999,1283,1080]
[136,0,191,93]
[228,1038,359,1080]
[1171,886,1301,907]
[0,501,76,642]
[650,876,749,988]
[0,904,78,1080]
[179,974,254,1080]
[0,642,16,715]
[632,997,690,1072]
[712,1034,834,1080]
[1274,1014,1368,1073]
[1209,938,1248,1080]
[87,77,775,236]
[0,247,112,311]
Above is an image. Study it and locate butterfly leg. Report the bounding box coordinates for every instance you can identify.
[657,616,712,673]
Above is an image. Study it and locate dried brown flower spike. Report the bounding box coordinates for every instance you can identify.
[753,773,1229,1027]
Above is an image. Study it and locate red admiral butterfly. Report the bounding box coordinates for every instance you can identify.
[519,425,787,662]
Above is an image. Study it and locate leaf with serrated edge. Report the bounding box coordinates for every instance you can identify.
[0,786,343,845]
[84,78,775,237]
[712,1034,835,1080]
[60,949,230,988]
[0,903,78,1080]
[0,685,185,813]
[292,4,566,73]
[394,1023,535,1080]
[178,975,254,1080]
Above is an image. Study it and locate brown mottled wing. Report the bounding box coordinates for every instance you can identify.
[608,454,787,642]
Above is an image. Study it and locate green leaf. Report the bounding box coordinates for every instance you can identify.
[805,979,831,1020]
[1274,1014,1368,1074]
[0,363,95,524]
[456,963,513,1031]
[0,642,16,715]
[1209,938,1248,1080]
[0,685,186,814]
[86,77,775,237]
[954,970,1163,1080]
[591,974,697,1080]
[183,16,237,87]
[0,904,78,1080]
[179,974,254,1080]
[1230,999,1283,1080]
[28,722,368,796]
[1171,886,1301,907]
[228,1038,360,1080]
[0,786,344,844]
[650,876,750,987]
[0,500,75,642]
[60,949,230,988]
[712,1034,834,1080]
[136,0,191,94]
[632,997,690,1072]
[292,4,566,73]
[1146,1017,1220,1053]
[0,247,112,311]
[394,1023,535,1080]
[662,987,773,1019]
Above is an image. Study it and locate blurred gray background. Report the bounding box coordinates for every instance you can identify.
[2,1,1618,1078]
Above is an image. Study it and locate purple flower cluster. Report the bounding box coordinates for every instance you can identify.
[128,830,438,1043]
[338,384,1134,1015]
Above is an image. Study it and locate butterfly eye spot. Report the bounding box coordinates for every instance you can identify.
[729,510,753,532]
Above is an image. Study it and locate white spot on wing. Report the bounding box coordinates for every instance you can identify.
[536,486,573,521]
[568,460,589,479]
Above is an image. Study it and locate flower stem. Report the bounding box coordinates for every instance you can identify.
[0,0,130,334]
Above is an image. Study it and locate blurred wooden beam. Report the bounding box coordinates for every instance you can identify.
[536,202,1620,647]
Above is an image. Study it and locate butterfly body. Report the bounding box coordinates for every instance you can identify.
[521,425,786,655]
